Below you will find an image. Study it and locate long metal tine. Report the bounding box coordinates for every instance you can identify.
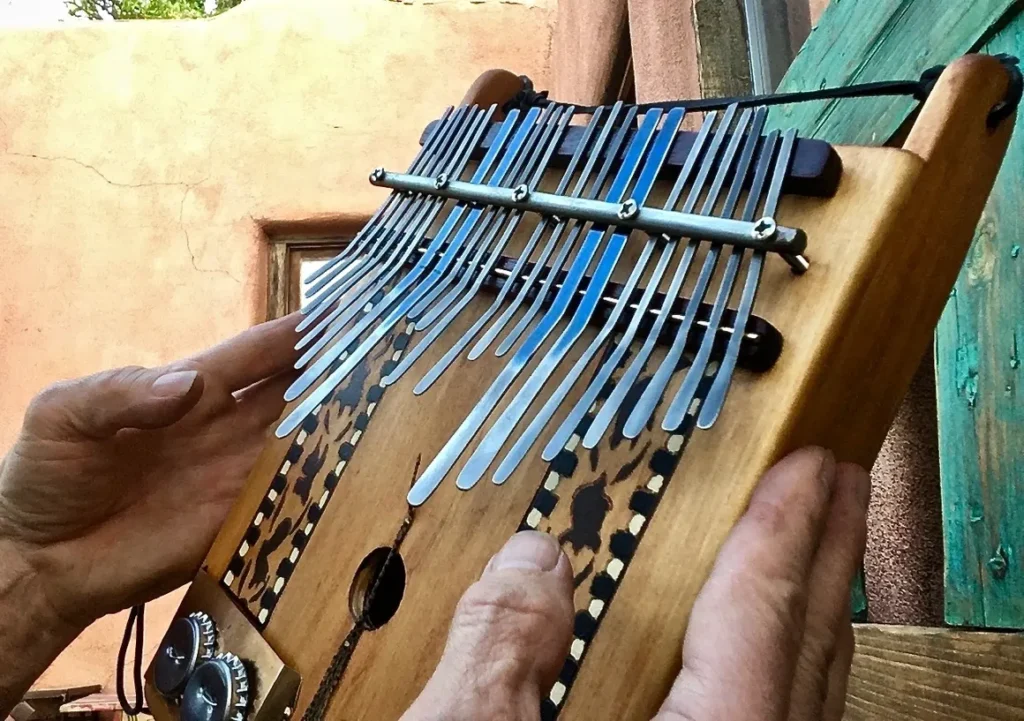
[295,105,492,338]
[404,103,566,323]
[405,109,665,506]
[301,105,462,298]
[580,107,737,449]
[697,129,796,429]
[380,109,576,388]
[275,108,536,432]
[471,104,637,360]
[656,108,770,433]
[462,108,687,487]
[301,105,458,290]
[621,105,755,438]
[409,108,608,394]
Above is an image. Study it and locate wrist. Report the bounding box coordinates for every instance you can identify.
[0,537,86,717]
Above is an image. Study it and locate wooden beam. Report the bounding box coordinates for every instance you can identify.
[847,624,1024,720]
[936,10,1024,630]
[768,0,1020,143]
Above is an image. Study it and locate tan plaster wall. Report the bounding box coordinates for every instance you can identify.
[0,0,554,689]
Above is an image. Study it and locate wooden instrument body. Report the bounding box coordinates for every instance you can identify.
[147,56,1014,721]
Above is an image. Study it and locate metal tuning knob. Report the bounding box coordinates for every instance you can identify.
[181,653,250,721]
[154,611,217,698]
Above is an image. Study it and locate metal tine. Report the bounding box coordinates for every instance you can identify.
[409,108,609,395]
[698,129,796,430]
[458,108,686,488]
[580,106,738,449]
[290,106,506,361]
[487,106,640,359]
[380,107,577,388]
[404,103,567,323]
[275,108,537,430]
[656,108,770,433]
[295,106,492,338]
[538,122,718,462]
[498,116,722,476]
[302,105,458,290]
[302,105,462,298]
[405,109,665,506]
[621,105,758,439]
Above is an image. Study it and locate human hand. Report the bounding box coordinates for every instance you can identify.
[401,447,869,721]
[0,314,299,629]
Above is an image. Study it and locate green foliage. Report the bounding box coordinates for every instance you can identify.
[66,0,243,20]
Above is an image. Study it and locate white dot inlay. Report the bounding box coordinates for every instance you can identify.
[268,489,278,502]
[273,577,285,594]
[351,430,363,444]
[588,599,605,618]
[544,472,560,491]
[647,475,664,493]
[223,571,235,585]
[607,558,624,580]
[628,514,645,535]
[239,541,250,556]
[549,682,566,706]
[258,609,269,624]
[570,639,585,660]
[254,512,264,527]
[280,460,292,474]
[666,435,684,454]
[296,430,308,445]
[526,509,542,529]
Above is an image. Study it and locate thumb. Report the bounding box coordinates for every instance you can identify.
[402,532,575,721]
[25,366,205,440]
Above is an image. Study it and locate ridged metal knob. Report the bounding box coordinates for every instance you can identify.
[154,612,217,698]
[181,653,250,721]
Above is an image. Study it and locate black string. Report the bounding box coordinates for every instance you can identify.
[116,604,148,716]
[504,54,1022,128]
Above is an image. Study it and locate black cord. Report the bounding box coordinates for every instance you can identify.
[116,603,149,716]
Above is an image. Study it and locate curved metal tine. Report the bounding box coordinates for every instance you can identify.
[457,108,684,489]
[404,103,567,323]
[621,105,757,438]
[405,108,664,506]
[276,108,533,422]
[468,109,686,485]
[289,106,528,380]
[385,109,576,387]
[579,108,733,449]
[657,108,770,433]
[488,104,639,359]
[295,106,490,336]
[410,109,607,394]
[290,107,508,368]
[302,105,461,296]
[698,129,795,430]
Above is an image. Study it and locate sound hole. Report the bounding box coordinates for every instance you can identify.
[349,547,406,629]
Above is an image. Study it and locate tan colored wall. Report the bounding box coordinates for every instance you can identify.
[0,0,554,689]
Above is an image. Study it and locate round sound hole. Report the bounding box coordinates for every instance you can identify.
[349,547,406,629]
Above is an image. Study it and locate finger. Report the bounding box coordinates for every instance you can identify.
[190,313,301,392]
[401,532,574,721]
[822,619,854,721]
[235,370,299,429]
[654,447,837,721]
[25,367,205,441]
[788,462,869,720]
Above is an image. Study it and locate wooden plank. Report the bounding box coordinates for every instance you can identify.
[847,624,1024,720]
[692,0,752,97]
[769,0,1019,143]
[936,11,1024,629]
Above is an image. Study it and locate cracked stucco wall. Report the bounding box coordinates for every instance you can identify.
[0,0,553,690]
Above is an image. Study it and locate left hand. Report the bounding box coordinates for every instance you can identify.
[0,314,299,628]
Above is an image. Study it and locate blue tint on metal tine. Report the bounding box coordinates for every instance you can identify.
[579,108,736,450]
[456,108,686,489]
[301,105,460,299]
[620,106,757,439]
[294,106,493,339]
[656,108,770,433]
[697,129,796,430]
[300,106,457,292]
[380,107,578,387]
[478,105,638,361]
[409,108,609,395]
[275,109,534,433]
[405,109,663,507]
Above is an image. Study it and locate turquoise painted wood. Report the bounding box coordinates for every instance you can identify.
[768,0,1018,143]
[936,13,1024,629]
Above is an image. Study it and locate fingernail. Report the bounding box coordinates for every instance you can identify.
[489,532,562,573]
[151,370,199,398]
[818,449,837,492]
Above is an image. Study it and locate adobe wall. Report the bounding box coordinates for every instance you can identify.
[0,0,555,689]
